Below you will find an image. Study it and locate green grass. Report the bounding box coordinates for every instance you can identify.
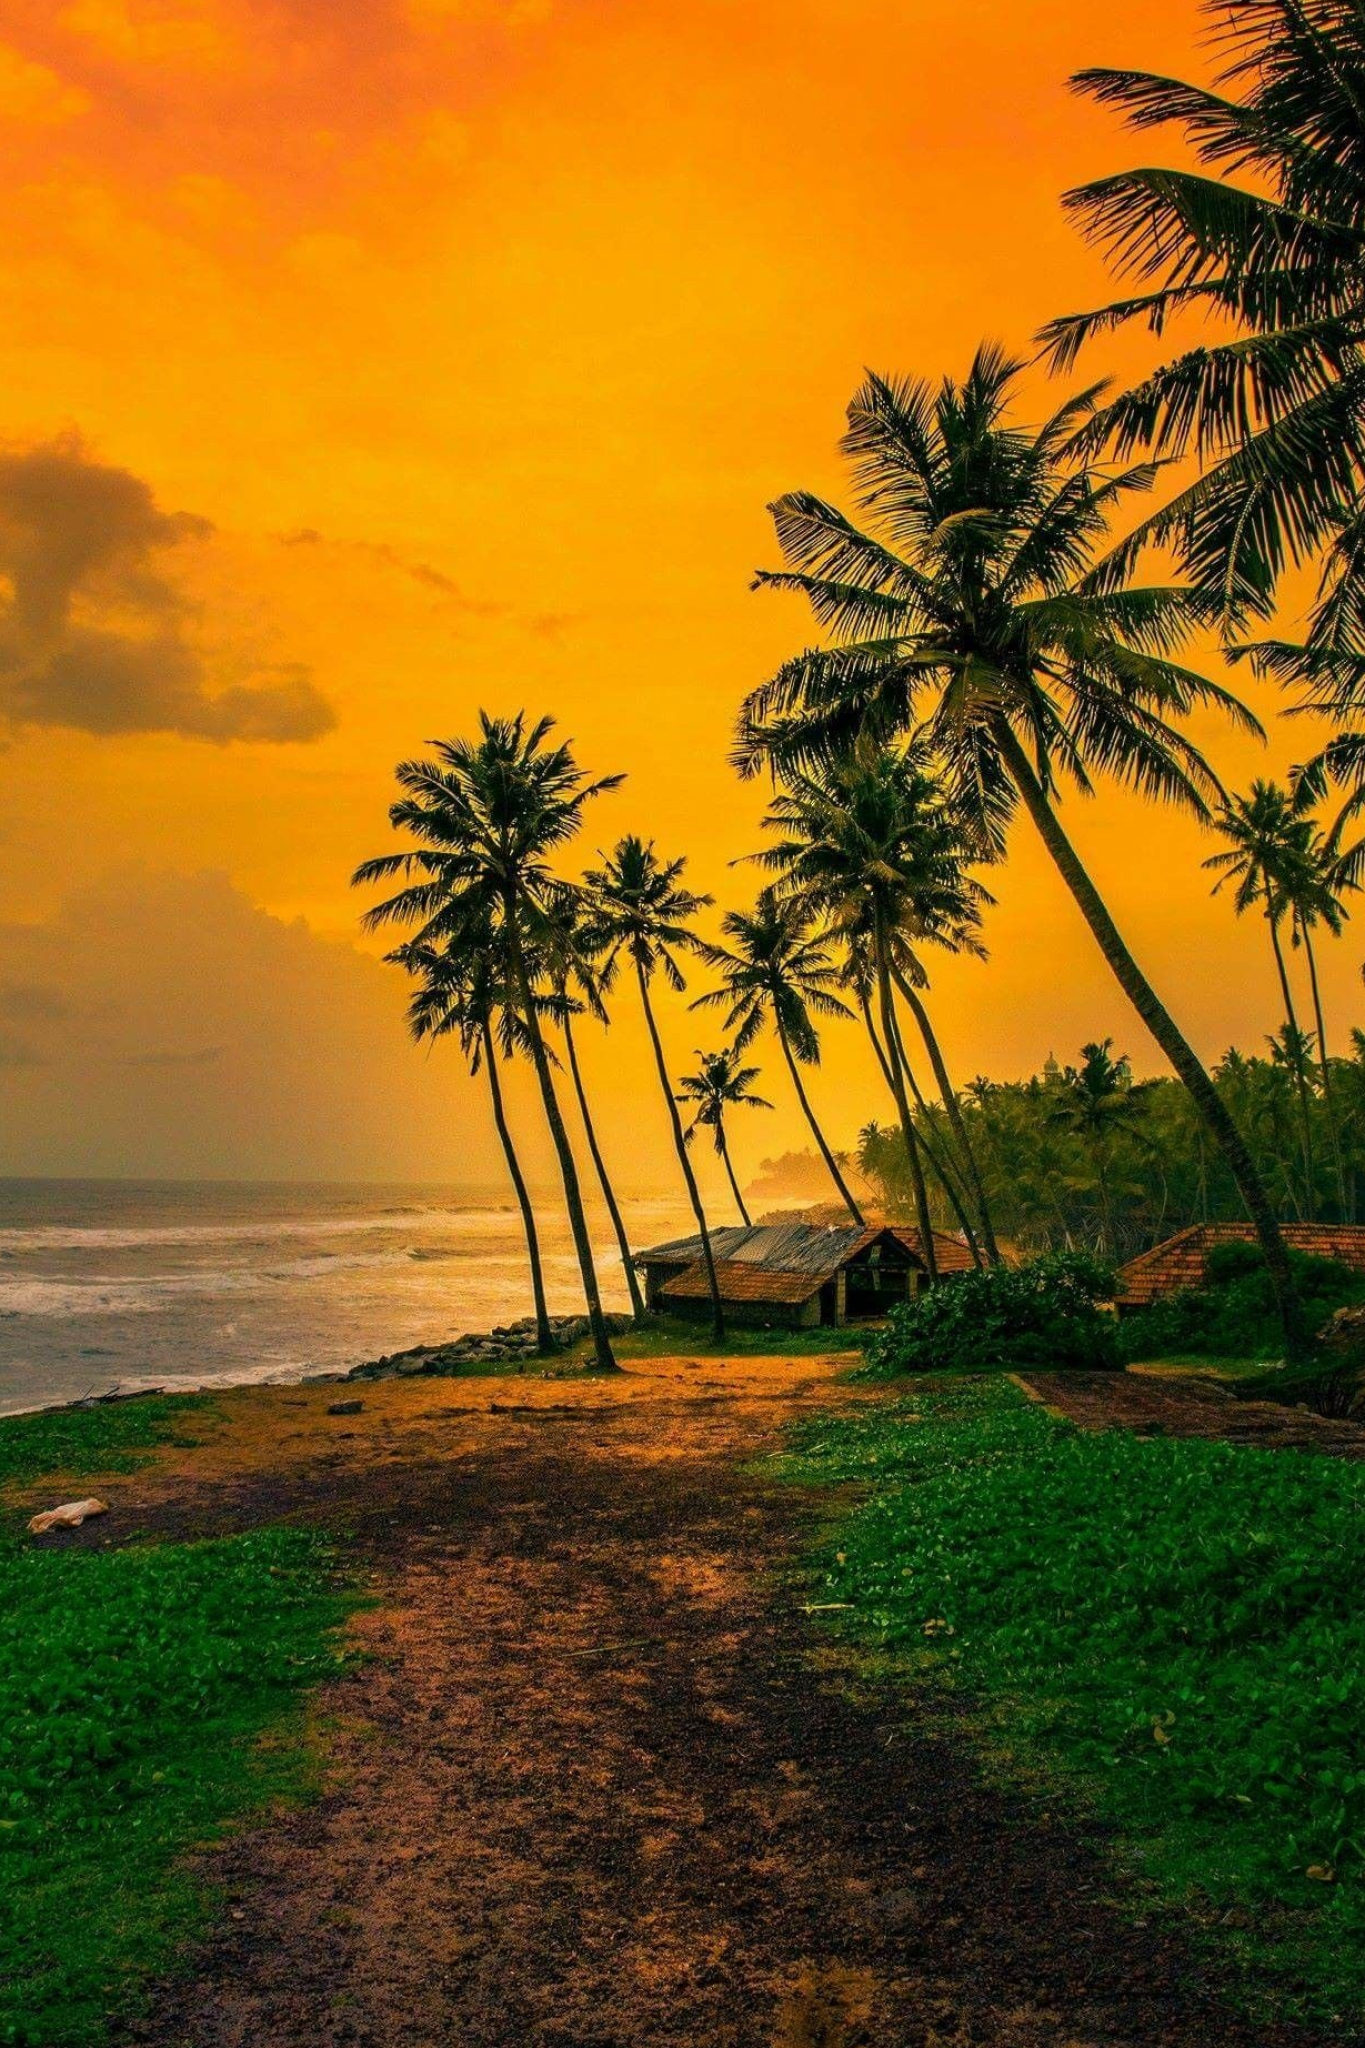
[0,1396,209,1492]
[778,1377,1365,2026]
[0,1524,356,2046]
[561,1317,871,1365]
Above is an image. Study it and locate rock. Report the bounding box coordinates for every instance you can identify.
[327,1399,363,1416]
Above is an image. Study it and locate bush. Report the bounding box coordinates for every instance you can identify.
[1118,1242,1365,1364]
[860,1251,1119,1377]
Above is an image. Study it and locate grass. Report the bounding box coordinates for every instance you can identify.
[0,1404,356,2047]
[0,1395,210,1493]
[778,1376,1365,2027]
[561,1317,871,1365]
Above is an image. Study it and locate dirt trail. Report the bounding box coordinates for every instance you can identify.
[1023,1367,1365,1457]
[74,1358,1347,2048]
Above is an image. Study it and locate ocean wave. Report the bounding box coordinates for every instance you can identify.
[0,1206,521,1255]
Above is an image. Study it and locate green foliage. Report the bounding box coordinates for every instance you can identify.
[0,1529,354,2046]
[780,1378,1365,2021]
[861,1252,1119,1378]
[0,1397,204,1492]
[1119,1244,1365,1364]
[858,1037,1365,1265]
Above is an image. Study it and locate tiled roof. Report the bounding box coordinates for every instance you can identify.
[1118,1223,1365,1306]
[660,1260,828,1306]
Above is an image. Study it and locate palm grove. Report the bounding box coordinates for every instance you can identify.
[355,0,1365,1369]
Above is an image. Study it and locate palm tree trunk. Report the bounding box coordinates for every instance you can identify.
[1266,900,1318,1215]
[636,960,726,1342]
[504,906,619,1372]
[481,1020,554,1355]
[873,908,939,1284]
[563,1011,646,1318]
[882,998,984,1266]
[1299,916,1350,1220]
[891,965,1002,1264]
[994,720,1308,1360]
[773,1017,865,1225]
[716,1120,753,1226]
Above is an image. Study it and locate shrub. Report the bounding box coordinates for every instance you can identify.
[1118,1243,1365,1364]
[860,1251,1119,1377]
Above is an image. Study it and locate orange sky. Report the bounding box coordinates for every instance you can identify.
[0,0,1355,1194]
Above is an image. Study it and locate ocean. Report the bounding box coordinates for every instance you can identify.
[0,1179,696,1416]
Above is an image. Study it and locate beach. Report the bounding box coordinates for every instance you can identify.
[0,1178,693,1416]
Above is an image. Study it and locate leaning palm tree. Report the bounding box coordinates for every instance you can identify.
[676,1047,773,1226]
[693,889,866,1225]
[353,712,624,1372]
[735,348,1308,1355]
[541,887,646,1318]
[750,740,992,1282]
[394,926,556,1354]
[1203,781,1319,1209]
[583,835,726,1341]
[1040,0,1365,635]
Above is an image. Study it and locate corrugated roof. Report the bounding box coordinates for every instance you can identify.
[660,1260,827,1306]
[641,1221,975,1290]
[1118,1223,1365,1306]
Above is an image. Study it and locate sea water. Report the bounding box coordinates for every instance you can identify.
[0,1179,694,1415]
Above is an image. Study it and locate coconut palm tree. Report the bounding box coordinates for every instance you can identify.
[1040,0,1365,635]
[353,712,624,1373]
[750,740,994,1283]
[1287,808,1363,1217]
[393,926,556,1354]
[692,889,867,1225]
[1204,781,1319,1208]
[1047,1039,1160,1257]
[735,348,1309,1355]
[541,887,646,1318]
[676,1048,773,1225]
[583,835,726,1341]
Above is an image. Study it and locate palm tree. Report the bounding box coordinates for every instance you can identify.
[393,927,555,1354]
[1287,810,1363,1217]
[541,888,646,1318]
[693,889,867,1225]
[735,348,1309,1356]
[676,1048,773,1225]
[1046,1039,1159,1257]
[1040,0,1365,636]
[1203,781,1319,1208]
[583,835,726,1341]
[353,712,624,1373]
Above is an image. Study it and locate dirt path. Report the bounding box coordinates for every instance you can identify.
[1023,1367,1365,1457]
[78,1359,1347,2048]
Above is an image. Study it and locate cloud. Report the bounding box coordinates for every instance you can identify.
[278,526,503,615]
[0,43,89,124]
[0,981,71,1023]
[0,1032,46,1069]
[0,434,336,744]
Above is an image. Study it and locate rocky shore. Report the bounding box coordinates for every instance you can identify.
[345,1311,637,1380]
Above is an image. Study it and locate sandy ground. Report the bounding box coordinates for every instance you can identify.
[25,1356,1357,2048]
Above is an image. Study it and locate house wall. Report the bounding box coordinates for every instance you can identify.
[660,1294,821,1329]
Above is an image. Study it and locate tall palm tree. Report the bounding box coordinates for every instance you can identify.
[676,1047,773,1225]
[1203,781,1319,1208]
[735,348,1309,1356]
[1046,1039,1159,1257]
[394,927,555,1354]
[1287,808,1363,1217]
[353,712,624,1373]
[693,889,867,1225]
[750,740,993,1283]
[583,835,726,1341]
[541,887,646,1318]
[1040,0,1365,636]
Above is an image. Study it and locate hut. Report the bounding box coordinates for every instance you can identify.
[1116,1222,1365,1313]
[635,1220,973,1329]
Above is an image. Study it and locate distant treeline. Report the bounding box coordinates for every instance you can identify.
[855,1036,1365,1266]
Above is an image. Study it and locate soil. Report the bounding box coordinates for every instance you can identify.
[1022,1366,1365,1457]
[30,1358,1357,2048]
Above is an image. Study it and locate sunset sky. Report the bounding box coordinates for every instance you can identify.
[0,0,1353,1195]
